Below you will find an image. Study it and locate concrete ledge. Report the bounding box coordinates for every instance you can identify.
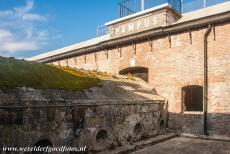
[98,133,178,154]
[180,133,230,142]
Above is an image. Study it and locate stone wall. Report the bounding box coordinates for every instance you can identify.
[0,100,167,152]
[51,21,230,137]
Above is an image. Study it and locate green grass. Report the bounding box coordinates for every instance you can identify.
[0,57,100,91]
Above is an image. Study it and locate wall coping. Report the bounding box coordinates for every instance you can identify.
[105,3,175,26]
[27,1,230,62]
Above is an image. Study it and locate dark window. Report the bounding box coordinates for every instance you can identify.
[119,66,148,82]
[182,85,203,111]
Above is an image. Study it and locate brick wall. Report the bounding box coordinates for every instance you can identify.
[52,22,230,137]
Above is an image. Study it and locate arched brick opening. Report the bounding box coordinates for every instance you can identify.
[32,139,53,154]
[182,85,203,112]
[119,66,148,82]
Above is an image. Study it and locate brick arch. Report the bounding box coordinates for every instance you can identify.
[119,66,149,82]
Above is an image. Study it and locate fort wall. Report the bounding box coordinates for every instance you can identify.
[51,22,230,137]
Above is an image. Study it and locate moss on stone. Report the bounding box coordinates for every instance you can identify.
[0,57,100,91]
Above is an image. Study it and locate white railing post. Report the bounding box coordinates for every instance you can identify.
[204,0,206,8]
[181,0,183,13]
[141,0,145,11]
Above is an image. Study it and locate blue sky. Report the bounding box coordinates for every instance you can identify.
[0,0,227,58]
[0,0,118,58]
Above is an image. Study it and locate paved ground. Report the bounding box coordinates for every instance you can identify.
[131,137,230,154]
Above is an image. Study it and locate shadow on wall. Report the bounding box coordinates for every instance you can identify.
[119,66,149,83]
[83,78,160,100]
[168,112,230,137]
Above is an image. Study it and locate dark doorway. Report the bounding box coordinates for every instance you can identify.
[119,66,148,82]
[182,85,203,112]
[32,139,53,154]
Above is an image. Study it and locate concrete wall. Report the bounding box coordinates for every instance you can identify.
[52,22,230,137]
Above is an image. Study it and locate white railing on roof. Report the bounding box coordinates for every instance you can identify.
[96,25,109,37]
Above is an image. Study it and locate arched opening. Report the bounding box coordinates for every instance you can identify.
[32,139,53,154]
[159,120,165,130]
[182,85,203,112]
[96,130,108,144]
[119,66,148,82]
[133,123,142,136]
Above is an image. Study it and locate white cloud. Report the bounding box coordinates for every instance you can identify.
[37,30,48,40]
[0,0,59,56]
[0,28,38,53]
[0,41,37,53]
[22,13,47,21]
[14,0,34,14]
[13,1,47,21]
[0,10,13,17]
[0,29,12,39]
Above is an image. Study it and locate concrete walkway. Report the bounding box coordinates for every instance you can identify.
[131,137,230,154]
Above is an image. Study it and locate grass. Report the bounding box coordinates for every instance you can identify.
[0,57,100,91]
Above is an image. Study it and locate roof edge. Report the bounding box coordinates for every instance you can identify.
[34,10,230,63]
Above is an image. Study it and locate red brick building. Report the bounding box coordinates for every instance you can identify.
[29,2,230,139]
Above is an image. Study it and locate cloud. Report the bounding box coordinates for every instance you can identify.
[13,0,47,21]
[22,13,47,21]
[0,0,59,57]
[14,0,34,14]
[0,29,12,39]
[0,41,37,53]
[0,10,13,17]
[0,28,38,53]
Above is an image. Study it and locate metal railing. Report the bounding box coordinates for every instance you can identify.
[96,0,229,36]
[96,25,109,37]
[182,0,229,13]
[118,0,181,17]
[118,0,229,17]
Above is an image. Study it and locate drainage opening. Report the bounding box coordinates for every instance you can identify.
[32,139,53,154]
[134,123,142,136]
[160,120,165,130]
[96,130,108,144]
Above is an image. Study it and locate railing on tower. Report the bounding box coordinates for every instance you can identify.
[118,0,181,18]
[118,0,228,17]
[181,0,229,13]
[96,0,229,36]
[96,25,109,37]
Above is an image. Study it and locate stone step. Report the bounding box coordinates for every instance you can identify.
[97,133,178,154]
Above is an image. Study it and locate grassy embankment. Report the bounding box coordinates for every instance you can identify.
[0,57,101,91]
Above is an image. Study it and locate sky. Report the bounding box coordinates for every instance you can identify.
[0,0,118,58]
[0,0,227,58]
